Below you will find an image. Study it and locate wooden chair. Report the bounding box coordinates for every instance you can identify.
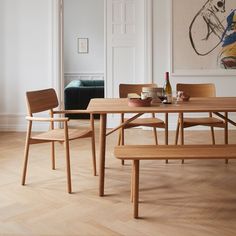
[118,84,167,164]
[175,83,228,163]
[21,88,96,193]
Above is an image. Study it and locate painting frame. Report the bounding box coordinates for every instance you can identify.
[171,0,236,76]
[77,38,89,54]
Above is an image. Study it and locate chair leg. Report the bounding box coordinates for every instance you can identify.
[91,136,97,176]
[118,129,121,146]
[133,160,140,219]
[22,122,32,185]
[119,114,126,166]
[153,127,158,145]
[65,142,72,194]
[64,123,72,194]
[117,128,125,165]
[118,114,124,146]
[51,141,55,170]
[210,127,215,145]
[175,122,180,145]
[22,138,30,185]
[209,112,215,145]
[121,127,125,165]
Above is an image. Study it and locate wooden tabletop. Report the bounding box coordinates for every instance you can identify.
[87,97,236,114]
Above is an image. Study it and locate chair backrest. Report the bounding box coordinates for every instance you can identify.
[176,83,216,97]
[119,83,157,98]
[26,88,59,114]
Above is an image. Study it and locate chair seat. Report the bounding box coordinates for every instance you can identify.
[183,117,225,128]
[124,117,165,128]
[32,128,92,141]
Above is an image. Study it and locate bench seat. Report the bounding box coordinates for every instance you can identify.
[114,144,236,160]
[114,144,236,218]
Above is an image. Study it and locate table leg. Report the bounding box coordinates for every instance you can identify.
[225,112,229,164]
[165,112,168,145]
[225,112,228,145]
[180,112,184,164]
[179,112,184,145]
[99,114,107,196]
[133,160,140,219]
[165,113,169,164]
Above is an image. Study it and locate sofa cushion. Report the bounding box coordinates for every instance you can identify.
[64,80,104,119]
[80,80,104,87]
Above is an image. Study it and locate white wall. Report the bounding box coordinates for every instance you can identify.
[63,0,104,85]
[0,0,54,131]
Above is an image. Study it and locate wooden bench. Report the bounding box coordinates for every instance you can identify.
[114,144,236,218]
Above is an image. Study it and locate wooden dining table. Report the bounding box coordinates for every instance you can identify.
[87,97,236,196]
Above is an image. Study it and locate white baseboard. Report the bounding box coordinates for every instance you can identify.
[0,114,52,132]
[0,114,26,132]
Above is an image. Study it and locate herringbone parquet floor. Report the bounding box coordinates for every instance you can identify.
[1,123,236,236]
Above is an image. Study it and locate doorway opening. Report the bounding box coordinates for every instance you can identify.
[56,0,105,115]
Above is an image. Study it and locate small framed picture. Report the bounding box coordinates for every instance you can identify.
[77,38,89,53]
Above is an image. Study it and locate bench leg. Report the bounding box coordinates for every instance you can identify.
[133,160,140,218]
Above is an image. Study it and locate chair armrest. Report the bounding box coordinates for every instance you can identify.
[26,116,69,122]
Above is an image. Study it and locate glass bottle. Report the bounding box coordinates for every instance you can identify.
[163,72,172,103]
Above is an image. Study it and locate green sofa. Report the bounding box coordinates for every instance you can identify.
[64,80,104,119]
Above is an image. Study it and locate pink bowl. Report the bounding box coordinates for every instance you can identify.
[128,98,152,107]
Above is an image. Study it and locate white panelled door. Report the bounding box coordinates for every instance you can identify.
[105,0,152,127]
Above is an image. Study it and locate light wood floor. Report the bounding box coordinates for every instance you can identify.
[1,123,236,236]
